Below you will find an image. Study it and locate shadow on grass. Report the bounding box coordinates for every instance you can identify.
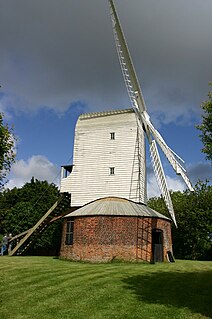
[122,270,212,318]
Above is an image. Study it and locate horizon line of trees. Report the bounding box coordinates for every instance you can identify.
[0,178,211,260]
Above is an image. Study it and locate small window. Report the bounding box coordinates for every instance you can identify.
[109,167,115,175]
[110,132,115,140]
[65,219,74,245]
[61,165,73,178]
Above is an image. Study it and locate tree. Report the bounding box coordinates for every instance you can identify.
[148,182,212,260]
[0,112,16,189]
[0,178,61,255]
[171,183,212,260]
[196,83,212,162]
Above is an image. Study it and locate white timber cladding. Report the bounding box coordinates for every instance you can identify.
[60,109,146,206]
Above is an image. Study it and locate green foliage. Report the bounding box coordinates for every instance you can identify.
[148,182,212,260]
[196,83,212,162]
[0,178,61,254]
[0,257,212,319]
[0,112,16,189]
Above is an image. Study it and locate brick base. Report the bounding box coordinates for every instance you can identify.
[60,216,172,262]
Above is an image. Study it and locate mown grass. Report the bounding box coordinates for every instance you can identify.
[0,257,211,319]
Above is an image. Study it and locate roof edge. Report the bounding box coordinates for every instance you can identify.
[65,196,171,221]
[79,108,134,120]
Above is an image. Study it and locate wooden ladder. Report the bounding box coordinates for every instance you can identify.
[8,192,71,256]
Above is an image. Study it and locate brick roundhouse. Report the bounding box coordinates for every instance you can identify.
[60,197,173,263]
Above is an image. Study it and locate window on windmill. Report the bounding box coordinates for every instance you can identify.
[109,167,115,175]
[61,165,73,179]
[110,132,115,140]
[65,219,74,245]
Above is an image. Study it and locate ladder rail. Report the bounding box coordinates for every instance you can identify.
[9,193,70,256]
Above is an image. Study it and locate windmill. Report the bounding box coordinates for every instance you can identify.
[108,0,194,226]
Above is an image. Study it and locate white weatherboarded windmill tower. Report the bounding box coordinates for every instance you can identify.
[61,0,194,227]
[60,109,146,206]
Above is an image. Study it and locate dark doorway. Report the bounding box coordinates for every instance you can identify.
[152,229,163,262]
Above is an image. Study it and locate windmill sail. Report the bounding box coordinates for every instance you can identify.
[109,0,146,114]
[150,140,177,226]
[146,120,194,191]
[108,0,194,226]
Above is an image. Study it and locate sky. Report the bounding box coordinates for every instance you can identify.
[0,0,211,198]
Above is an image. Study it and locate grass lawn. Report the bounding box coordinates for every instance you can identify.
[0,257,211,319]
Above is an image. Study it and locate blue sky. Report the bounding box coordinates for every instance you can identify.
[0,0,211,197]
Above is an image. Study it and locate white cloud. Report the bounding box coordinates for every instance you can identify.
[166,176,186,193]
[5,155,60,189]
[147,174,185,199]
[147,174,160,199]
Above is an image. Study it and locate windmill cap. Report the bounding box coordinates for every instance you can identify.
[65,196,171,221]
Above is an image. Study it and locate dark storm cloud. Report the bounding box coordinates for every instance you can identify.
[188,162,212,184]
[0,0,212,122]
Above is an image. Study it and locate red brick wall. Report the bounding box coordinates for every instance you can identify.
[136,217,172,262]
[60,216,172,262]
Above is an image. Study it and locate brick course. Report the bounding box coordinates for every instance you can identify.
[60,215,172,262]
